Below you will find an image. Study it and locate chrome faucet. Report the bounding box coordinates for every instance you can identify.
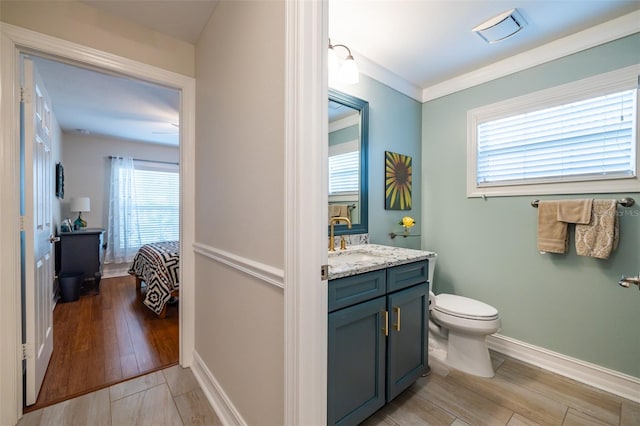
[329,216,352,251]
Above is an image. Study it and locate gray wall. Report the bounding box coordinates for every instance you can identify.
[332,74,423,249]
[62,133,179,234]
[422,34,640,377]
[194,1,285,424]
[51,115,62,235]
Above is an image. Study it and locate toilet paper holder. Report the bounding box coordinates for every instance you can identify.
[619,275,640,289]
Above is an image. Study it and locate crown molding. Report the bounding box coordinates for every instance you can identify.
[341,47,423,102]
[341,10,640,104]
[328,113,359,132]
[422,10,640,102]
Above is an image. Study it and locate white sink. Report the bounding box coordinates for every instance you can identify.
[328,248,388,266]
[328,251,381,266]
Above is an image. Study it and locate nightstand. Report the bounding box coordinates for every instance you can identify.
[56,228,105,294]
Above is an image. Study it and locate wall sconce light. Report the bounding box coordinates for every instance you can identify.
[328,39,359,85]
[472,8,527,44]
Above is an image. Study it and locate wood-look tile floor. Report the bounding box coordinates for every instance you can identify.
[18,365,221,426]
[18,350,640,426]
[363,352,640,426]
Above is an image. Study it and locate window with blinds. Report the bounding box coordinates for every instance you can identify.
[123,162,179,247]
[329,139,359,195]
[467,65,640,197]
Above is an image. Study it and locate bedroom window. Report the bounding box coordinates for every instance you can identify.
[132,162,179,245]
[467,65,640,197]
[106,157,179,264]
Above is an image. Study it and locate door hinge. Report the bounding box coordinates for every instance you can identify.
[321,264,329,281]
[22,343,33,360]
[19,216,26,231]
[20,86,31,103]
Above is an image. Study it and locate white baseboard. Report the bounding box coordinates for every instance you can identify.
[102,263,131,279]
[190,351,247,426]
[487,334,640,403]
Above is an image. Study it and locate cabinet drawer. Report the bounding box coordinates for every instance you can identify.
[387,260,428,293]
[328,270,386,312]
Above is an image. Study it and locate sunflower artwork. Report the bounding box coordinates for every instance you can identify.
[385,151,412,210]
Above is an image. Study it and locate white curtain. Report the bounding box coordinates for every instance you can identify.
[105,157,141,264]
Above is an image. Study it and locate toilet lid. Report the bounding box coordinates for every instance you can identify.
[434,294,499,320]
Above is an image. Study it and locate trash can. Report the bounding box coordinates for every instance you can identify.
[58,272,83,302]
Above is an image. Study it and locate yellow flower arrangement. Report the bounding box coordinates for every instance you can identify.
[399,216,416,229]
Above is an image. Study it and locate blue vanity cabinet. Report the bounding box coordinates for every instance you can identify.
[386,282,429,401]
[328,295,387,426]
[328,261,429,426]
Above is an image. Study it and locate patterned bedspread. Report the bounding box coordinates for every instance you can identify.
[128,241,179,315]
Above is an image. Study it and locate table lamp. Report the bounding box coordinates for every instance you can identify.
[70,197,90,230]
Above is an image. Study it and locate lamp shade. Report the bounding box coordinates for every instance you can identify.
[340,57,359,85]
[70,197,90,213]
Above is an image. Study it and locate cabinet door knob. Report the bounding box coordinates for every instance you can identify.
[393,307,401,332]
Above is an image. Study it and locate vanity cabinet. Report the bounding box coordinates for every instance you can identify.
[328,261,429,426]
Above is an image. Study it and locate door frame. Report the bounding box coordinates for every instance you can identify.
[0,23,196,423]
[283,1,328,424]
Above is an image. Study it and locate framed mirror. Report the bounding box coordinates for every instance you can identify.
[328,89,368,236]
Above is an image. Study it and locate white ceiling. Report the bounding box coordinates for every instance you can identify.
[36,1,639,146]
[329,0,639,91]
[33,56,180,146]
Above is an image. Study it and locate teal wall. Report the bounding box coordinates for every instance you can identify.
[422,34,640,377]
[333,74,422,249]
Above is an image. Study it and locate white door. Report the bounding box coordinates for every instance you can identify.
[22,56,55,406]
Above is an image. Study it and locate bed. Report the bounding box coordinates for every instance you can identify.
[128,241,179,318]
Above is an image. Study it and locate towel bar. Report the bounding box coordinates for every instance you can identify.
[531,197,635,208]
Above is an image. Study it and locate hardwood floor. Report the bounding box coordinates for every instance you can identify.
[363,353,640,426]
[26,275,179,412]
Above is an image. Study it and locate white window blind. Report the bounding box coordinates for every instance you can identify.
[477,89,637,186]
[467,65,640,197]
[329,140,359,195]
[125,162,179,246]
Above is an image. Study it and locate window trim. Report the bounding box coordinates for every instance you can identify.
[467,64,640,198]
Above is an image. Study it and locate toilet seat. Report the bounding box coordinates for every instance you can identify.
[434,293,499,321]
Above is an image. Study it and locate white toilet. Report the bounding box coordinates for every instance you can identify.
[427,257,501,378]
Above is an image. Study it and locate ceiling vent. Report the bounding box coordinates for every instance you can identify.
[472,8,527,44]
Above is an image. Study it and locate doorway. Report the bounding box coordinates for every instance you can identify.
[22,53,183,411]
[0,25,196,422]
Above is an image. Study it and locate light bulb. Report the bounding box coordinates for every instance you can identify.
[339,55,359,85]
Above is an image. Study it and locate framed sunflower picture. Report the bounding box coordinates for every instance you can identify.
[385,151,412,210]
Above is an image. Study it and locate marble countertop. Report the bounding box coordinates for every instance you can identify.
[328,244,437,280]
